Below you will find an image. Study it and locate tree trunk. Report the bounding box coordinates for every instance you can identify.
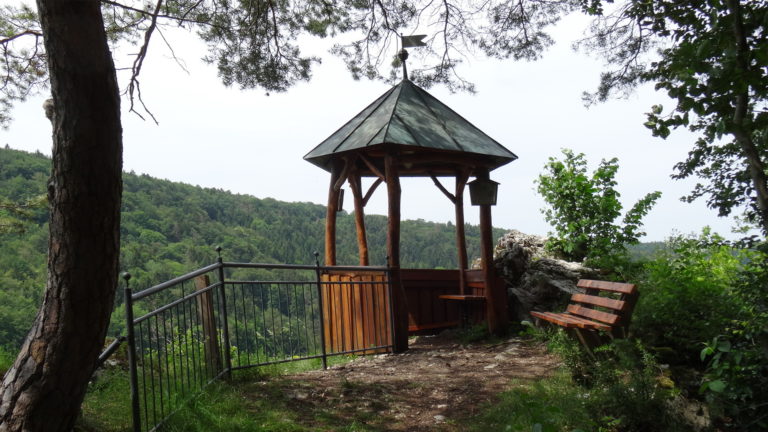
[0,1,123,430]
[727,0,768,235]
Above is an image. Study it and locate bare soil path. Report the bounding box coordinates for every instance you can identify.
[273,333,561,431]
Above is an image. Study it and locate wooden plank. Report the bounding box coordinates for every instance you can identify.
[362,274,374,353]
[408,321,461,332]
[566,304,621,325]
[571,293,626,311]
[577,279,636,295]
[438,294,486,301]
[320,275,331,354]
[353,277,364,351]
[401,268,460,282]
[432,287,447,325]
[383,275,393,347]
[530,311,612,331]
[334,274,344,353]
[194,275,222,373]
[418,285,432,328]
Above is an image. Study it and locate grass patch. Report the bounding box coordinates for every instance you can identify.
[76,368,133,432]
[161,375,388,432]
[467,371,600,432]
[75,355,359,432]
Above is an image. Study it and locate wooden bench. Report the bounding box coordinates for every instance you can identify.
[530,279,639,350]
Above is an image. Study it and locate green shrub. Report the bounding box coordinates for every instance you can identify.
[536,149,661,263]
[633,229,745,365]
[587,340,685,432]
[541,331,686,432]
[700,249,768,430]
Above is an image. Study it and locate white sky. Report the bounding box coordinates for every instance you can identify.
[0,13,743,242]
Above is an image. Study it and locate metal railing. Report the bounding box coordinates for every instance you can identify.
[121,252,394,432]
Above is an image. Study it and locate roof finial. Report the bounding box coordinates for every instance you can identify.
[400,34,427,81]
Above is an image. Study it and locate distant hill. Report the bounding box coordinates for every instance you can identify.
[0,147,505,348]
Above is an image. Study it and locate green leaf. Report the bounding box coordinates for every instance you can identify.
[706,379,727,393]
[717,340,731,353]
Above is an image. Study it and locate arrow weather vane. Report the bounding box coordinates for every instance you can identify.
[398,34,427,80]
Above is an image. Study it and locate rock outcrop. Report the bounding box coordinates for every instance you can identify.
[493,230,598,322]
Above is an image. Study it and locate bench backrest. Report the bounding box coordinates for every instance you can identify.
[567,279,639,328]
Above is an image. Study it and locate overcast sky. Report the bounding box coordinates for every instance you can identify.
[1,13,743,242]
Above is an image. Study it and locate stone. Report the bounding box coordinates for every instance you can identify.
[493,230,598,323]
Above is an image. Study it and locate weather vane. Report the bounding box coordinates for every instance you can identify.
[399,34,427,80]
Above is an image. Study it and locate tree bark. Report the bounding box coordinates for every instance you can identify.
[324,162,342,266]
[385,152,408,353]
[727,0,768,235]
[0,0,123,430]
[454,171,469,295]
[476,170,507,336]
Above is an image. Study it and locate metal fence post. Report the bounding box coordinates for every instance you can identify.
[314,252,328,370]
[123,272,142,432]
[215,246,233,379]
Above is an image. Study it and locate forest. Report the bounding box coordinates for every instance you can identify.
[0,146,505,350]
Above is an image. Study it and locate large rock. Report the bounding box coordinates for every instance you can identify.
[493,230,598,322]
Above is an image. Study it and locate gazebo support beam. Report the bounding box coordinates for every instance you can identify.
[476,169,508,336]
[348,167,369,266]
[385,152,408,353]
[455,170,469,295]
[362,178,383,206]
[324,161,343,266]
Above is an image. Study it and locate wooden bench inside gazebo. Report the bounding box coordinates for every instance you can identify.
[304,76,518,353]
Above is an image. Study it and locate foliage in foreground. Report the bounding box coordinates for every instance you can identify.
[633,229,746,365]
[595,229,768,431]
[536,148,661,265]
[699,248,768,430]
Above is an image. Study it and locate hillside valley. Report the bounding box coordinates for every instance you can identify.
[0,147,505,349]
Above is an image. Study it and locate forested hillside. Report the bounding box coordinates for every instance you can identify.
[0,147,505,348]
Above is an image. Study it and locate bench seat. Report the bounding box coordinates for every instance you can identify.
[530,279,639,350]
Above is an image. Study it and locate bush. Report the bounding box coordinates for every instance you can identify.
[536,149,661,264]
[700,248,768,430]
[633,229,745,365]
[545,331,686,432]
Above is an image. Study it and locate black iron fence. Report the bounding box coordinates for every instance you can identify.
[122,253,393,432]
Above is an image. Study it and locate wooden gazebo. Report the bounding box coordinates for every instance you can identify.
[304,78,518,352]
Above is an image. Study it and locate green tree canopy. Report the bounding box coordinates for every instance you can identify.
[536,148,661,263]
[579,0,768,236]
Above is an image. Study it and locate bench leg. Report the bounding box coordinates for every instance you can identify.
[567,328,605,360]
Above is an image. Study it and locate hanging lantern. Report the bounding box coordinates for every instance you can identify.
[468,177,499,206]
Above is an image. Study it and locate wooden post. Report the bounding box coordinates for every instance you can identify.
[385,152,408,352]
[194,275,222,373]
[348,168,369,266]
[476,170,508,336]
[455,171,469,295]
[325,161,343,266]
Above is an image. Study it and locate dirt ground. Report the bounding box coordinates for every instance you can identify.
[277,332,561,431]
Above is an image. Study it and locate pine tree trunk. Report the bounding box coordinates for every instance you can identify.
[0,0,122,430]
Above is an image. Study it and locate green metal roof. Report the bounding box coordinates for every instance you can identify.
[304,79,518,172]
